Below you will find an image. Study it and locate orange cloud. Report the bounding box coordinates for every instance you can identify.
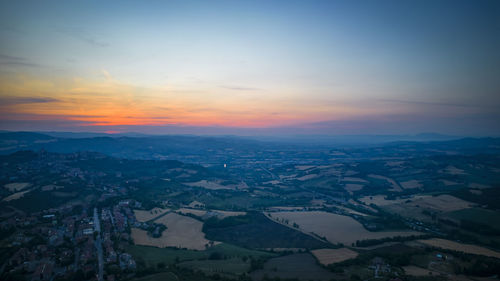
[0,72,391,128]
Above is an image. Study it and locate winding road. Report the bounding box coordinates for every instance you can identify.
[94,208,103,281]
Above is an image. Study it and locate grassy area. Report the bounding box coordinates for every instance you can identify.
[445,208,500,231]
[208,243,275,259]
[127,245,204,267]
[250,253,337,281]
[127,242,275,268]
[178,258,249,277]
[133,272,178,281]
[203,212,329,249]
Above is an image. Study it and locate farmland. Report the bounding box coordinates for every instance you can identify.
[266,211,421,245]
[400,180,422,189]
[368,174,402,192]
[402,265,434,276]
[127,243,274,270]
[183,180,233,190]
[133,272,178,281]
[443,208,500,231]
[1,133,500,281]
[3,182,30,192]
[203,212,329,249]
[417,238,500,258]
[250,253,337,281]
[178,258,249,277]
[176,208,246,219]
[359,194,476,223]
[2,190,31,201]
[131,212,214,250]
[134,207,170,222]
[311,247,359,265]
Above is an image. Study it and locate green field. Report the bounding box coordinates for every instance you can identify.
[127,245,204,267]
[203,212,329,249]
[250,253,336,281]
[178,257,250,277]
[127,243,275,268]
[133,272,178,281]
[445,208,500,231]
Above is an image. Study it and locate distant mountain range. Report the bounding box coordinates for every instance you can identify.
[1,131,499,163]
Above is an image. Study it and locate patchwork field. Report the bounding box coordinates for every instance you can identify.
[251,253,336,281]
[41,185,63,191]
[127,245,205,266]
[403,265,434,276]
[176,208,206,217]
[368,174,402,192]
[133,272,178,281]
[443,166,467,175]
[183,180,248,190]
[127,243,273,268]
[134,208,170,222]
[297,174,319,181]
[131,212,215,250]
[443,208,500,231]
[417,238,500,258]
[360,194,474,212]
[342,177,369,183]
[184,180,232,190]
[266,211,420,245]
[4,182,31,192]
[268,206,305,211]
[178,258,249,277]
[311,247,359,265]
[360,194,476,223]
[359,195,416,206]
[409,195,474,212]
[204,212,328,249]
[344,183,364,193]
[440,179,460,186]
[176,208,246,219]
[400,180,422,189]
[468,183,490,189]
[295,165,315,171]
[3,190,31,201]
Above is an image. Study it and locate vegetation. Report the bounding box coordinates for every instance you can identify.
[354,234,433,247]
[203,212,329,249]
[1,134,500,280]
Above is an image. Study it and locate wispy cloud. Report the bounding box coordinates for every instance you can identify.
[220,85,261,91]
[376,98,476,108]
[0,54,39,68]
[0,97,60,105]
[55,27,109,47]
[0,112,106,120]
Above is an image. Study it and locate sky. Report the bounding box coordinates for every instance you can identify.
[0,0,499,136]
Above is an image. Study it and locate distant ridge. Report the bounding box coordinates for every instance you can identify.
[0,131,498,162]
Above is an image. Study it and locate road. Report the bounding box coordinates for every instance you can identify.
[94,208,104,281]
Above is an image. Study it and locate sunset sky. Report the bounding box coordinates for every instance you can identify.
[0,0,499,135]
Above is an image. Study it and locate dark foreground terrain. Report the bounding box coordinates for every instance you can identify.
[1,132,499,281]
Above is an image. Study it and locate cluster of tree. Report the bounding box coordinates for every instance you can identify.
[461,257,500,277]
[452,186,500,210]
[355,209,407,231]
[329,244,427,273]
[203,212,328,249]
[0,226,15,240]
[354,234,433,247]
[203,213,251,229]
[460,219,500,236]
[147,223,167,238]
[433,248,500,277]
